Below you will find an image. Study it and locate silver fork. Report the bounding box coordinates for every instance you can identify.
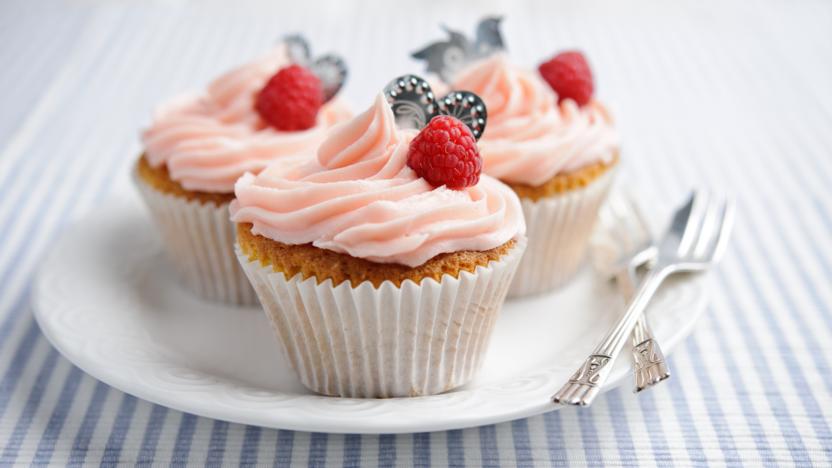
[592,193,670,393]
[553,192,735,406]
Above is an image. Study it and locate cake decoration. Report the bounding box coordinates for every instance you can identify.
[538,51,595,106]
[256,64,324,131]
[411,16,505,83]
[383,74,487,139]
[406,115,482,189]
[282,34,347,102]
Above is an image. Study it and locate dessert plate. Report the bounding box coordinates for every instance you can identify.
[33,191,707,434]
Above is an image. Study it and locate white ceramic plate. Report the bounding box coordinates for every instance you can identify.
[33,192,707,434]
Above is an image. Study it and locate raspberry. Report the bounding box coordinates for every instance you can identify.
[538,51,594,106]
[255,64,323,131]
[407,116,482,189]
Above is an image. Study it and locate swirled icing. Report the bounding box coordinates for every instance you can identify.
[452,53,618,186]
[230,93,524,267]
[142,46,351,193]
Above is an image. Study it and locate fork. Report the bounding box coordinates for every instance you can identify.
[592,193,670,392]
[553,192,735,406]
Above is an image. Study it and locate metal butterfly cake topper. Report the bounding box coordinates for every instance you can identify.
[282,34,347,102]
[411,16,506,84]
[383,74,487,140]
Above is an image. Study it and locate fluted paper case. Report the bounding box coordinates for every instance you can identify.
[236,237,526,398]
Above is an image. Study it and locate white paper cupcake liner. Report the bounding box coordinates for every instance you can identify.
[236,237,527,398]
[134,171,257,306]
[508,169,616,298]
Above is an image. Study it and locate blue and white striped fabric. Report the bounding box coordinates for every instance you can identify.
[1,0,830,465]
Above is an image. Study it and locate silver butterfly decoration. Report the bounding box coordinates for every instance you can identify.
[383,75,487,140]
[282,34,347,102]
[411,16,505,84]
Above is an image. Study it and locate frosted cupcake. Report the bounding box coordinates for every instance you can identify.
[135,38,351,305]
[231,81,526,397]
[452,53,618,296]
[413,21,619,297]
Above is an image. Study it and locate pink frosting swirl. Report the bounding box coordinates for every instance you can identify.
[230,94,525,267]
[452,54,619,186]
[142,46,352,193]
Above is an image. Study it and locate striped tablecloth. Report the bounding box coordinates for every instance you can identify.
[1,0,830,465]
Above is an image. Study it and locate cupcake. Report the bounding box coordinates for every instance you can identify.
[231,80,526,397]
[413,19,619,297]
[135,37,351,305]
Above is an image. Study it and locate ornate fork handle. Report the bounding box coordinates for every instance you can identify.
[617,269,670,392]
[553,267,668,406]
[632,334,669,391]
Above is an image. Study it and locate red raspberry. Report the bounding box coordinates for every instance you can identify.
[255,64,323,131]
[407,116,482,190]
[538,51,594,106]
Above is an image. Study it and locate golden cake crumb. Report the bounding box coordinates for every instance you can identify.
[505,153,619,202]
[135,155,236,206]
[237,223,517,288]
